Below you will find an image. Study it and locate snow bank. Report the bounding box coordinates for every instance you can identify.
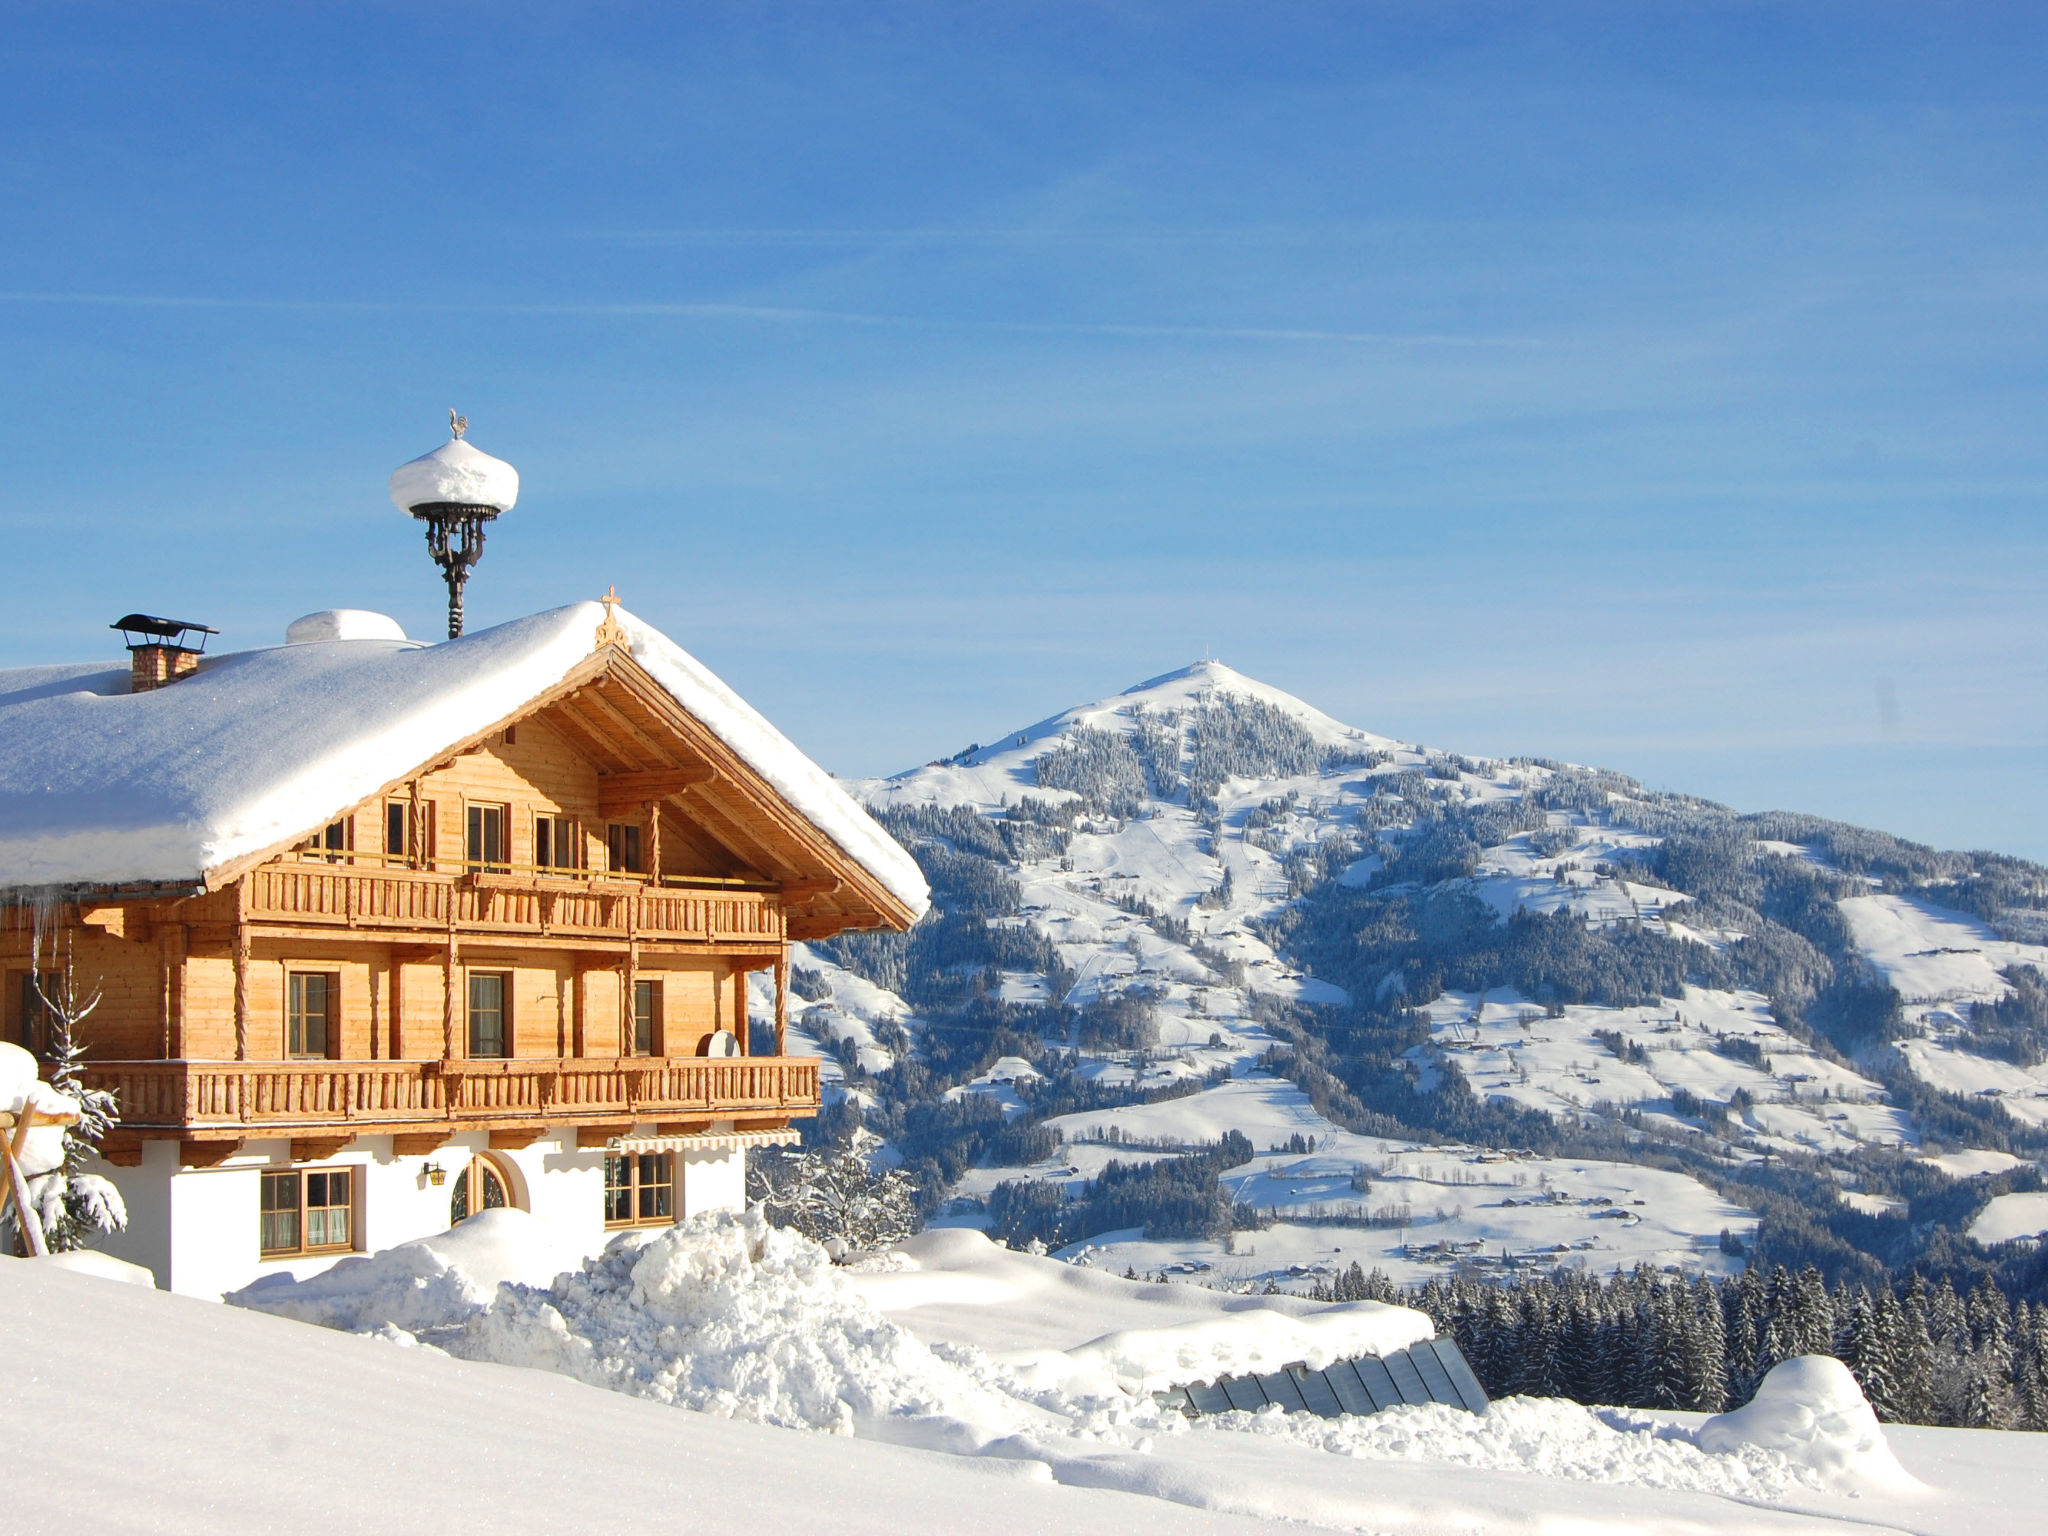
[36,1248,157,1287]
[228,1208,591,1333]
[1047,1301,1434,1396]
[1697,1356,1920,1494]
[454,1209,1024,1442]
[1199,1396,1830,1501]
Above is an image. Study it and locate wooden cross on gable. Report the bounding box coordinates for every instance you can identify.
[593,586,632,652]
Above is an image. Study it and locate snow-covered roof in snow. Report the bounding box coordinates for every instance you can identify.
[0,602,928,917]
[389,438,519,513]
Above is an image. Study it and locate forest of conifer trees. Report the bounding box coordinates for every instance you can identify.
[1301,1261,2048,1430]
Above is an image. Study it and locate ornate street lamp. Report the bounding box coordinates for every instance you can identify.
[389,411,520,638]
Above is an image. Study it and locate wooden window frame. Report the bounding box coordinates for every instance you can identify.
[467,970,512,1059]
[535,813,585,874]
[384,800,411,866]
[286,970,340,1060]
[603,1152,675,1228]
[466,802,510,874]
[259,1166,357,1258]
[450,1152,519,1224]
[631,978,662,1056]
[606,822,644,876]
[13,970,58,1059]
[300,817,354,865]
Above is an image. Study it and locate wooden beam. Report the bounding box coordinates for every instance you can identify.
[577,1123,632,1149]
[98,1131,145,1167]
[180,1139,244,1168]
[653,1119,714,1137]
[578,688,676,769]
[488,1126,546,1149]
[390,1132,448,1156]
[290,1135,352,1163]
[774,955,789,1057]
[597,767,713,816]
[777,877,842,902]
[232,903,251,1062]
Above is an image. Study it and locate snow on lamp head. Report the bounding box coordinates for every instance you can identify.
[390,410,519,640]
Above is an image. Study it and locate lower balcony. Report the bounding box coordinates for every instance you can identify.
[82,1055,821,1142]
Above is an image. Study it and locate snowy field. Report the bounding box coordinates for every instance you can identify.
[12,1220,2046,1536]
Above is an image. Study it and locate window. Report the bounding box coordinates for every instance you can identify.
[385,798,437,869]
[385,801,407,860]
[535,814,584,873]
[300,817,352,864]
[14,972,57,1058]
[631,979,660,1056]
[467,972,510,1058]
[449,1154,514,1224]
[466,803,508,872]
[287,971,337,1058]
[259,1167,354,1257]
[606,822,643,875]
[604,1153,674,1227]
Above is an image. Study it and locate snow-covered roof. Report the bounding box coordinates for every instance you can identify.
[389,438,519,513]
[0,601,928,918]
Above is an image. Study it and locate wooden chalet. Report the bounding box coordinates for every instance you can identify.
[0,594,925,1295]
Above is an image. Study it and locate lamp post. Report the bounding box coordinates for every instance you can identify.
[390,411,520,639]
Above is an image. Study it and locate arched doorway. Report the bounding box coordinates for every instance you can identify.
[450,1153,521,1224]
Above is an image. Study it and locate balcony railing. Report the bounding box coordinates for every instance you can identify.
[83,1056,821,1131]
[242,865,784,946]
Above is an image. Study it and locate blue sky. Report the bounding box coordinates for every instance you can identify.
[4,4,2045,857]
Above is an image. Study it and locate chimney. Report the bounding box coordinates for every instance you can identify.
[112,614,219,694]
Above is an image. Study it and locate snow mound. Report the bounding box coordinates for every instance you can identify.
[452,1208,1025,1441]
[1209,1396,1830,1500]
[1049,1301,1434,1396]
[285,610,410,644]
[228,1208,591,1333]
[36,1249,157,1287]
[1696,1356,1921,1494]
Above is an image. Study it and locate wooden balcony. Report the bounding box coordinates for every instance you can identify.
[241,863,784,948]
[83,1055,821,1134]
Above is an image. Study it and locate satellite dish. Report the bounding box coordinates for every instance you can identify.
[701,1030,742,1058]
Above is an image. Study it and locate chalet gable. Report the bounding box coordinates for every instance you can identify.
[0,601,927,935]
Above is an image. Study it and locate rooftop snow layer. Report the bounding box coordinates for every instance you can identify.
[0,601,929,916]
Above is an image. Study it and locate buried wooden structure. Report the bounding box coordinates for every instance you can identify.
[0,1102,79,1258]
[1161,1337,1490,1420]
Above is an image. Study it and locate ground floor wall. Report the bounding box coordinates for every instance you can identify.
[84,1128,748,1299]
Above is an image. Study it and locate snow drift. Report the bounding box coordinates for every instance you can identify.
[1697,1355,1922,1494]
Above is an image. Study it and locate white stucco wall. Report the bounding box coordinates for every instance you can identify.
[84,1130,751,1298]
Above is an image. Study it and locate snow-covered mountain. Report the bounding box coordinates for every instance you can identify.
[776,661,2048,1291]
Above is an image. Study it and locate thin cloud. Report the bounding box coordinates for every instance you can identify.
[0,289,1528,347]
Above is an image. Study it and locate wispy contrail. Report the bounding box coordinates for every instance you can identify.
[0,289,1531,348]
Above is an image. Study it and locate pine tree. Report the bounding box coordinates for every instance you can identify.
[1842,1290,1902,1421]
[22,928,126,1252]
[1685,1277,1729,1412]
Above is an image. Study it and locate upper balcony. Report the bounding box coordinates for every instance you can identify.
[239,858,785,948]
[83,1054,821,1141]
